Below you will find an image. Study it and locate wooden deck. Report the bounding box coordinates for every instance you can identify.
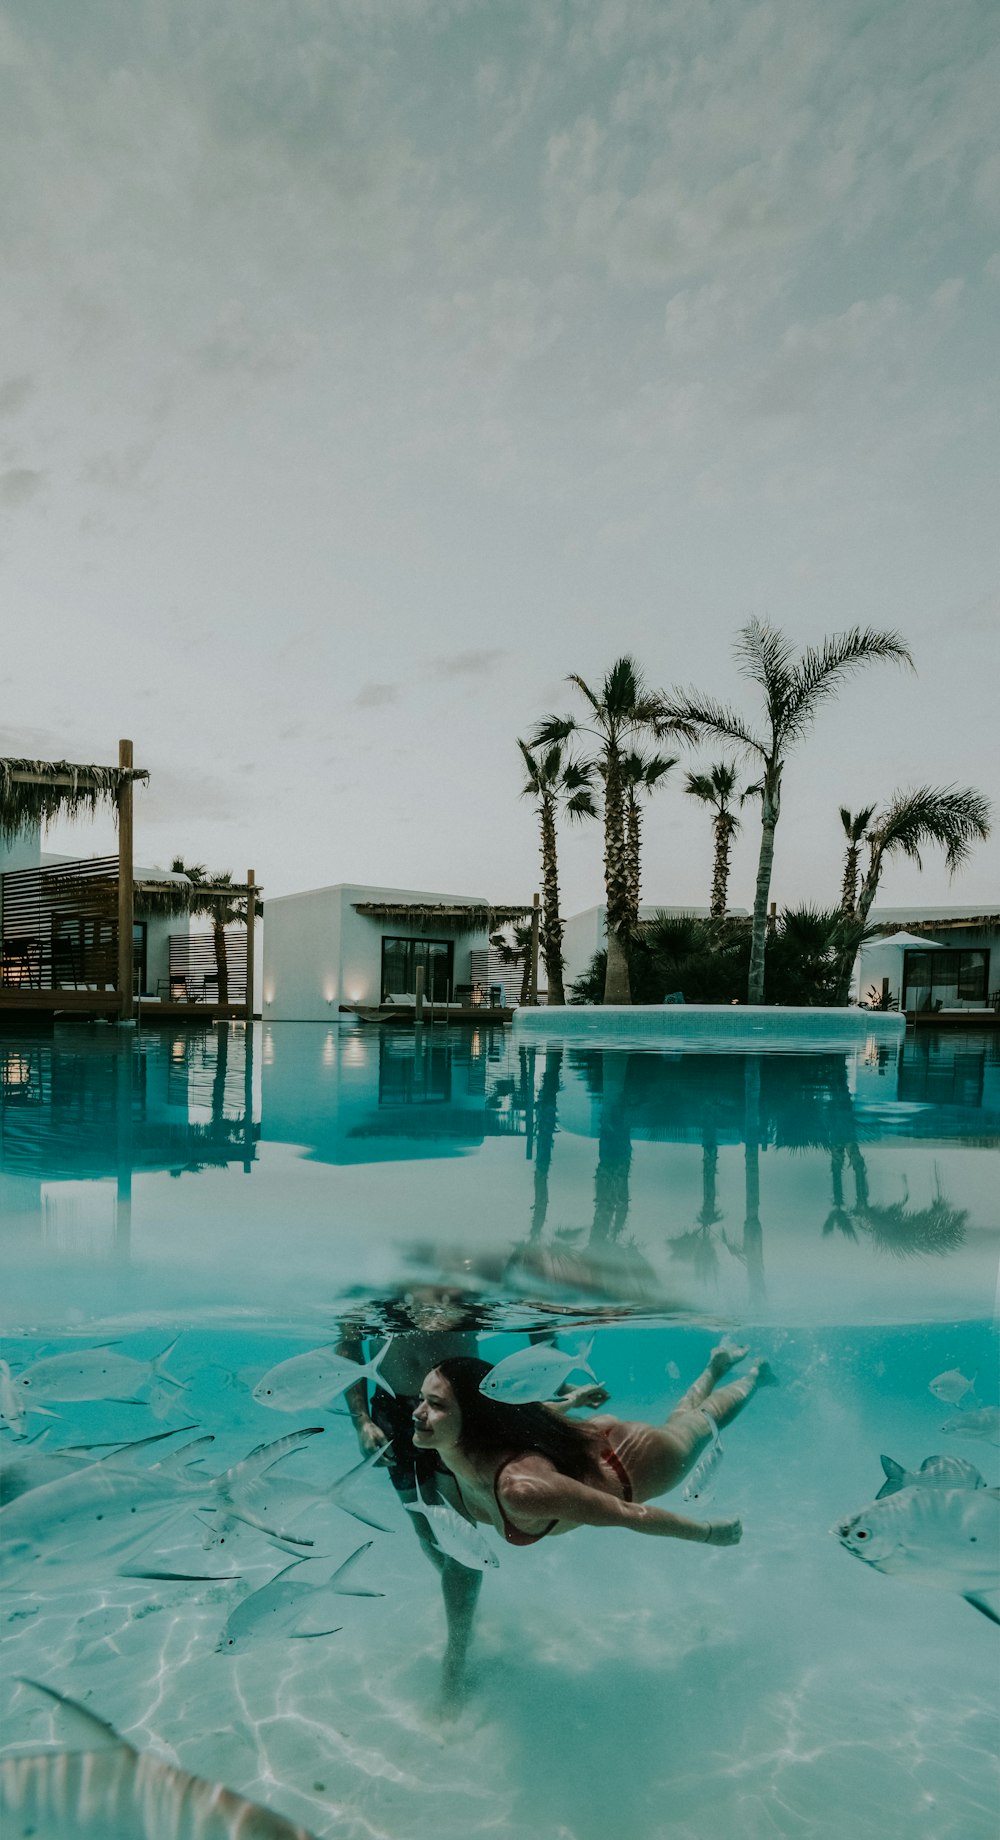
[340,1003,513,1026]
[0,990,256,1024]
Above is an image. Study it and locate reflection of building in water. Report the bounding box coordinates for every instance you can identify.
[0,1028,258,1216]
[259,1023,522,1165]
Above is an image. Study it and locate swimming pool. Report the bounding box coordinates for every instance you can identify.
[2,1020,998,1839]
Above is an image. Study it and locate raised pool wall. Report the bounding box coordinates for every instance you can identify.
[512,1004,907,1044]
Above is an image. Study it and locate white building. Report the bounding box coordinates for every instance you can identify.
[858,905,998,1016]
[262,882,529,1022]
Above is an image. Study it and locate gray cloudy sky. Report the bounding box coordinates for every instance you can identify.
[2,0,997,914]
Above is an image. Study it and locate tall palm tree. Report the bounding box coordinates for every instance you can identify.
[832,785,992,1004]
[533,657,665,1004]
[684,761,743,917]
[620,749,678,927]
[658,622,913,1003]
[517,739,596,1007]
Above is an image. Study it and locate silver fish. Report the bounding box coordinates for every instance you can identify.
[10,1340,186,1415]
[834,1484,1000,1623]
[1,1678,319,1838]
[253,1340,394,1412]
[406,1476,499,1571]
[875,1453,986,1500]
[204,1441,398,1551]
[0,1428,325,1583]
[479,1335,596,1404]
[940,1407,1000,1445]
[218,1542,383,1652]
[0,1361,59,1439]
[928,1366,978,1406]
[683,1420,723,1503]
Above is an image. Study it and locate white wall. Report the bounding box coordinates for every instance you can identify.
[262,882,493,1022]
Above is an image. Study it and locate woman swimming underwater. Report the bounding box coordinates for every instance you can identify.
[412,1347,776,1548]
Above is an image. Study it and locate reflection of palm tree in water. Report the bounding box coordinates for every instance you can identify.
[668,1117,723,1283]
[529,1047,563,1242]
[721,1058,766,1304]
[590,1053,632,1245]
[822,1059,965,1257]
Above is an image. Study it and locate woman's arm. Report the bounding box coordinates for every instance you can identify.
[334,1331,387,1455]
[500,1465,741,1545]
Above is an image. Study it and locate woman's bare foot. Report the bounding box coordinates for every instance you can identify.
[750,1358,778,1387]
[709,1344,749,1380]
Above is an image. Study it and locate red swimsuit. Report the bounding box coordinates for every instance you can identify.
[492,1443,633,1546]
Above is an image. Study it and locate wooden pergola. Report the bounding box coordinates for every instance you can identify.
[0,741,258,1022]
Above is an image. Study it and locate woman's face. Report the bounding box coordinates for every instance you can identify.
[412,1369,462,1451]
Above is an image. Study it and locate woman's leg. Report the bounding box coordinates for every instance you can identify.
[625,1356,776,1499]
[672,1343,748,1414]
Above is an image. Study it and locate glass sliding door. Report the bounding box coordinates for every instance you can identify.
[380,936,454,1002]
[901,948,988,1012]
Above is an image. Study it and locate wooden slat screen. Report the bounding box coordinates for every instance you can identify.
[169,930,247,1003]
[1,856,119,991]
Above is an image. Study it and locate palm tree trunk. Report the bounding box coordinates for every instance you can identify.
[747,789,778,1003]
[590,1055,631,1243]
[214,919,229,1006]
[711,817,732,919]
[603,747,632,1004]
[519,948,531,1006]
[539,798,565,1007]
[832,848,880,1005]
[626,797,641,928]
[839,843,860,916]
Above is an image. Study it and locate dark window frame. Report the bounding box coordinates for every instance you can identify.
[901,946,989,1009]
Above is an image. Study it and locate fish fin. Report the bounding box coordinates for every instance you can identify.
[328,1541,385,1595]
[108,1397,147,1406]
[876,1455,905,1499]
[963,1592,1000,1626]
[366,1339,395,1399]
[150,1435,216,1477]
[16,1680,131,1753]
[292,1626,343,1639]
[224,1505,316,1546]
[219,1425,325,1489]
[151,1338,186,1389]
[120,1568,243,1582]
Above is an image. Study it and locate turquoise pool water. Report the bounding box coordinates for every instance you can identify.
[1,1021,998,1839]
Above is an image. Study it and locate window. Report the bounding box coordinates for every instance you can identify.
[901,947,988,1011]
[381,936,454,1002]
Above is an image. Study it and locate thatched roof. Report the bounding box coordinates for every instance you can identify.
[352,900,534,930]
[0,757,148,843]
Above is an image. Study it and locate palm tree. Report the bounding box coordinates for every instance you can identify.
[532,657,665,1004]
[620,749,678,927]
[490,920,534,1006]
[832,785,992,1004]
[684,762,743,917]
[517,739,597,1007]
[658,622,913,1003]
[170,859,261,1005]
[838,806,876,915]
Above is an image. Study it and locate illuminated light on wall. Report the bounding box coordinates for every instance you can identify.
[263,983,275,1006]
[323,984,336,1005]
[348,988,364,1003]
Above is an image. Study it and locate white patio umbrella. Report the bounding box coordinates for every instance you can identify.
[869,930,946,1013]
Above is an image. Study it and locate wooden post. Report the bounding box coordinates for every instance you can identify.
[415,962,425,1024]
[527,892,540,1006]
[245,869,256,1024]
[117,739,134,1022]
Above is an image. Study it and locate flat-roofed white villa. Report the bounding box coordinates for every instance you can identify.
[262,883,533,1021]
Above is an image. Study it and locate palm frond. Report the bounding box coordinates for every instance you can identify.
[656,692,764,760]
[870,784,992,876]
[530,714,577,747]
[733,619,797,697]
[0,757,149,843]
[781,628,913,744]
[565,675,600,713]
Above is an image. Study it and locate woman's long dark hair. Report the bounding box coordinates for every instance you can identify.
[431,1356,599,1482]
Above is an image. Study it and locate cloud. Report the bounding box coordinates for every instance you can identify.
[0,374,34,416]
[353,681,399,708]
[430,650,507,678]
[0,467,43,507]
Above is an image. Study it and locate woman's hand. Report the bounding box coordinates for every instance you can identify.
[555,1381,610,1412]
[356,1417,389,1456]
[702,1518,742,1546]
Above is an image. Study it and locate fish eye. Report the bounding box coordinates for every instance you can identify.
[856,1529,868,1539]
